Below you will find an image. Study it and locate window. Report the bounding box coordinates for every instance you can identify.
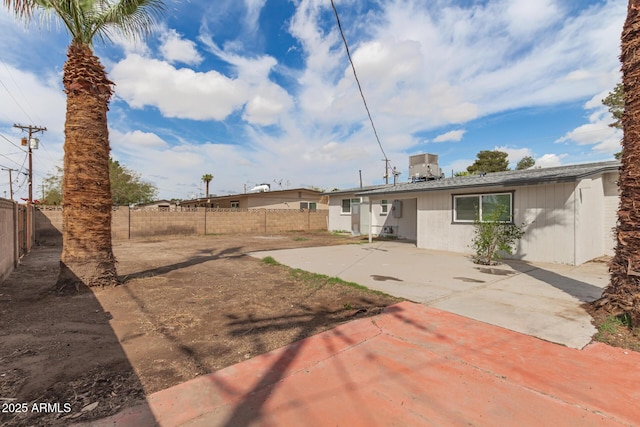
[381,199,389,214]
[453,192,512,223]
[341,199,351,214]
[230,201,240,208]
[300,202,317,211]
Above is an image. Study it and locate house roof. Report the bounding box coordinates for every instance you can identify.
[181,188,324,204]
[324,184,390,196]
[354,161,620,197]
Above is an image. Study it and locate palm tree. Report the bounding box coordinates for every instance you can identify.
[201,174,213,197]
[4,0,165,289]
[598,0,640,326]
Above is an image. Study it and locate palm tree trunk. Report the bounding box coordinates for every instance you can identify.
[599,0,640,325]
[57,42,118,289]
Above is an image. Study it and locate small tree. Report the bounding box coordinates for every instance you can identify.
[467,150,509,174]
[602,82,624,160]
[471,205,525,265]
[516,156,535,170]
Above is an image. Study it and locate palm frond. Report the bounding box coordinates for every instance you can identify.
[91,0,166,43]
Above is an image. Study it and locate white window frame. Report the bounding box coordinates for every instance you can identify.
[381,199,389,215]
[341,199,351,214]
[230,201,240,209]
[300,202,317,211]
[453,192,513,223]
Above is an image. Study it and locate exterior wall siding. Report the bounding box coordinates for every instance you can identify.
[602,172,619,257]
[328,195,354,233]
[416,183,578,264]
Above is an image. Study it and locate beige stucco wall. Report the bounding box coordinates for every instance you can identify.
[328,194,356,233]
[412,178,617,265]
[415,182,579,264]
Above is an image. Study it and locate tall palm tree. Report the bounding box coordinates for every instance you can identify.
[4,0,165,289]
[598,0,640,326]
[201,174,213,197]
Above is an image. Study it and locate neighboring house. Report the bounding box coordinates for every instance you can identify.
[180,188,328,210]
[327,161,620,265]
[134,199,179,211]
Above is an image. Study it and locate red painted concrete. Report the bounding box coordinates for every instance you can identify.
[84,302,640,426]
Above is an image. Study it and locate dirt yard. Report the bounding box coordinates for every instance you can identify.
[0,232,401,426]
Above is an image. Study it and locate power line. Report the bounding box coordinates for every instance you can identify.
[0,58,44,125]
[330,0,391,183]
[0,132,26,151]
[0,151,26,168]
[0,77,35,125]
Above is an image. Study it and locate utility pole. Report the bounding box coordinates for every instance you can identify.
[382,158,391,185]
[1,167,16,201]
[13,124,47,251]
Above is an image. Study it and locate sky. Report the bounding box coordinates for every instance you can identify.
[0,0,627,201]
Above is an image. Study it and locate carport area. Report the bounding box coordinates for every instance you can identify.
[252,240,609,349]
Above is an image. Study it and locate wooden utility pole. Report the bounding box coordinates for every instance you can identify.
[13,124,47,251]
[382,158,391,184]
[1,167,16,200]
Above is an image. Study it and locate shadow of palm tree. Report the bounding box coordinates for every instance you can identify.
[504,260,605,302]
[120,246,244,282]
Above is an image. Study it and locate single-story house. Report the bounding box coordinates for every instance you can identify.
[133,199,179,211]
[180,188,328,210]
[327,161,620,265]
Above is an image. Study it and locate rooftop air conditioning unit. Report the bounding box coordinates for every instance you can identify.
[409,153,443,182]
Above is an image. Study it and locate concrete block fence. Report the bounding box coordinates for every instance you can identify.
[35,206,329,241]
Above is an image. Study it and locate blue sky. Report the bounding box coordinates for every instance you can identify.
[0,0,626,201]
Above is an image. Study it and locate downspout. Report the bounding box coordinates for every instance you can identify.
[368,198,373,243]
[573,184,577,266]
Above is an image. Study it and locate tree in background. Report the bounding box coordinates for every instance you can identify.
[602,82,624,160]
[4,0,166,289]
[596,0,640,326]
[466,150,510,174]
[42,166,63,205]
[110,159,157,205]
[515,156,535,170]
[201,174,213,197]
[43,159,157,205]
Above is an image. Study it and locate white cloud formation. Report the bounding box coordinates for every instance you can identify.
[535,153,568,168]
[110,54,248,121]
[432,130,466,143]
[494,146,533,165]
[556,92,622,153]
[0,0,628,200]
[159,29,203,65]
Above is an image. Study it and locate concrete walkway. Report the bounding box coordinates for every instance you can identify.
[81,242,638,427]
[251,241,609,349]
[84,302,640,427]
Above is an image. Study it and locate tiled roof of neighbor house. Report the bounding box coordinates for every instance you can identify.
[355,161,620,196]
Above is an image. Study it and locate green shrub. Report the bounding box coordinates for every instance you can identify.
[471,205,525,265]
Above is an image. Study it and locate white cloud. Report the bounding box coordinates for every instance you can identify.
[432,130,466,143]
[556,93,622,154]
[110,54,248,121]
[159,29,203,65]
[494,146,533,165]
[244,0,268,30]
[536,153,568,168]
[113,130,169,149]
